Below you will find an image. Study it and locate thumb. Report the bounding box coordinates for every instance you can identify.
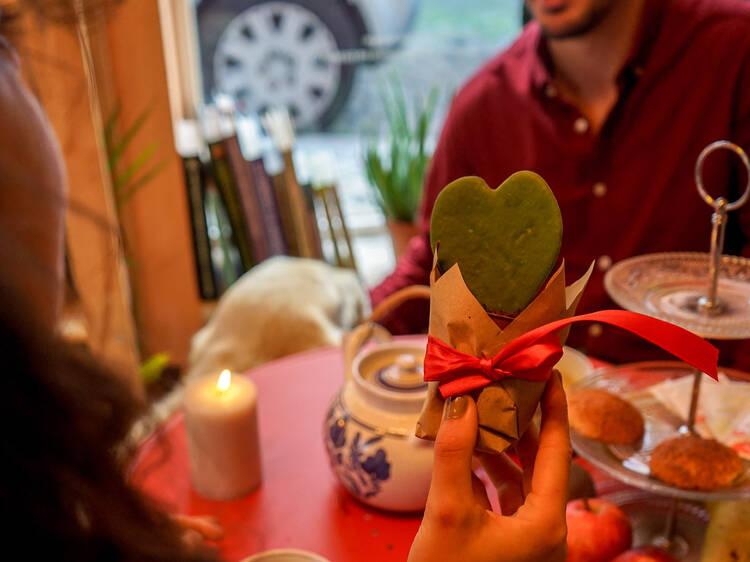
[427,394,478,507]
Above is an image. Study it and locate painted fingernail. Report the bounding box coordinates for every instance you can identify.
[446,395,468,419]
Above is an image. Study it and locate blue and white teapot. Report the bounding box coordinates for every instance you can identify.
[323,287,434,512]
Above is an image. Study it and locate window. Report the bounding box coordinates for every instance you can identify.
[169,0,525,287]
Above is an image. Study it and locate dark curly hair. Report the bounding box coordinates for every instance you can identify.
[0,4,219,558]
[0,281,219,561]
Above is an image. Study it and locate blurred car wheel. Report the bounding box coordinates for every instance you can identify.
[198,0,365,130]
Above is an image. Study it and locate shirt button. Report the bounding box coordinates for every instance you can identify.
[574,117,589,134]
[588,323,603,338]
[597,255,613,271]
[544,84,557,98]
[593,182,607,197]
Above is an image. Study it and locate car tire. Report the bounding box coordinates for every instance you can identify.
[197,0,365,130]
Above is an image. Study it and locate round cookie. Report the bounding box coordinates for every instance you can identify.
[649,435,744,491]
[568,388,645,445]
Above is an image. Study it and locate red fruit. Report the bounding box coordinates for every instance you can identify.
[610,546,678,562]
[566,498,632,562]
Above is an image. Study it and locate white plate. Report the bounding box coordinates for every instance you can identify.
[571,363,750,502]
[556,346,593,390]
[604,252,750,339]
[240,549,331,562]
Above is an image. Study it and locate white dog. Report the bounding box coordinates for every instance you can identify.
[187,256,370,379]
[132,257,369,441]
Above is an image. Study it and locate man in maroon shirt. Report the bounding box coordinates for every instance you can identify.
[372,0,750,369]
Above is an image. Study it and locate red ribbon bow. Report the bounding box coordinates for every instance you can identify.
[424,310,719,398]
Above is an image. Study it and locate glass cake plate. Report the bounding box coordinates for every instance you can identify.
[603,252,750,339]
[570,362,750,502]
[600,489,709,562]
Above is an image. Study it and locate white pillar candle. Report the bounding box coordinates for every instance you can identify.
[183,370,262,500]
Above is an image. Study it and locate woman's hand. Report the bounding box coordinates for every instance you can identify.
[172,514,225,548]
[408,373,571,562]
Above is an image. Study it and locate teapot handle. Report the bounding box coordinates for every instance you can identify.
[367,285,430,325]
[343,285,431,381]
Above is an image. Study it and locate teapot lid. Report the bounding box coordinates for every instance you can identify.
[374,353,426,392]
[353,343,427,401]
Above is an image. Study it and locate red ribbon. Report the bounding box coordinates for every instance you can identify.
[424,310,719,398]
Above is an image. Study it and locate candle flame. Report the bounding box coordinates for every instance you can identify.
[217,369,231,392]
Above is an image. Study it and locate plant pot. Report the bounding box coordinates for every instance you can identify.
[386,219,420,259]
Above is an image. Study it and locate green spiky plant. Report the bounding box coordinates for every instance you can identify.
[364,77,438,223]
[139,352,170,384]
[104,103,169,384]
[104,103,168,210]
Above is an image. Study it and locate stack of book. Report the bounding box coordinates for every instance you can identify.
[309,151,357,271]
[175,106,350,300]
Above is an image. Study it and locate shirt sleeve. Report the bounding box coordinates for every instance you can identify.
[727,46,750,372]
[369,96,474,334]
[734,48,750,259]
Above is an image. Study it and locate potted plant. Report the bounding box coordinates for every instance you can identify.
[364,78,438,258]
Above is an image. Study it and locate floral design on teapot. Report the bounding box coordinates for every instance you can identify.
[325,402,391,499]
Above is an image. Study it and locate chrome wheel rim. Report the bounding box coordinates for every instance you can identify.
[214,1,341,128]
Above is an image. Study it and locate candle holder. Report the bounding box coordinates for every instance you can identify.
[581,140,750,559]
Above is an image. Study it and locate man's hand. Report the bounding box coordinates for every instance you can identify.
[408,373,570,562]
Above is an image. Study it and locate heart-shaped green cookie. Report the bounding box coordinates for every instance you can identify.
[430,171,562,314]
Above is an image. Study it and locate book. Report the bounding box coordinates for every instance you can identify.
[223,131,270,263]
[300,181,324,259]
[207,140,255,271]
[314,183,357,271]
[183,156,218,299]
[281,150,317,258]
[248,157,288,256]
[271,171,298,256]
[261,109,317,259]
[235,116,287,257]
[174,120,218,300]
[203,176,242,290]
[308,151,356,270]
[202,107,255,271]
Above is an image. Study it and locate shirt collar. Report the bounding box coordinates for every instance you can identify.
[622,0,666,80]
[524,23,552,92]
[525,0,667,92]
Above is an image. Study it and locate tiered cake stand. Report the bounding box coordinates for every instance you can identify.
[571,141,750,560]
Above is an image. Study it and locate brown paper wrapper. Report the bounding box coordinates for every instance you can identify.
[415,256,594,454]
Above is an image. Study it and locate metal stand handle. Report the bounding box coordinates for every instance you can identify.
[694,140,750,315]
[685,369,703,433]
[677,140,750,433]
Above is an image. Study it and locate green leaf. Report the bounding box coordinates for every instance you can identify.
[114,140,160,193]
[392,76,409,136]
[139,352,170,384]
[116,158,169,208]
[362,75,440,222]
[108,105,154,173]
[104,102,122,161]
[365,149,393,216]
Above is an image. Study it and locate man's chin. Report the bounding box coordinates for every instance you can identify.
[536,0,570,12]
[538,19,599,39]
[531,0,615,39]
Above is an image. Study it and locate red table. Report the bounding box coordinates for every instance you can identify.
[131,343,425,562]
[130,341,629,562]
